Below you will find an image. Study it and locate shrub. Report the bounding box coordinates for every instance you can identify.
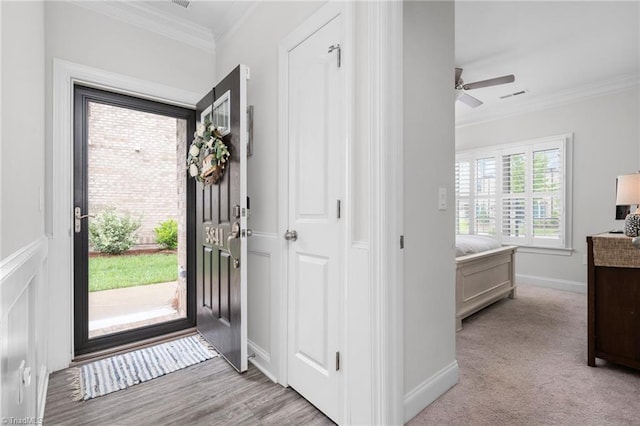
[154,219,178,250]
[89,207,141,255]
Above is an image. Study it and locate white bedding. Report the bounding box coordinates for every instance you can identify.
[455,235,501,257]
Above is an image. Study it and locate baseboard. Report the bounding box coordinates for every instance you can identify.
[38,368,49,419]
[248,340,277,383]
[248,357,277,383]
[403,360,459,423]
[516,274,586,294]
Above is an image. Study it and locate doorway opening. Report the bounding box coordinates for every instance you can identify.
[73,85,196,355]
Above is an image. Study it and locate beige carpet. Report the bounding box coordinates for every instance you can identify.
[409,284,640,426]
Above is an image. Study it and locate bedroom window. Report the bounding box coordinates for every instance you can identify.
[455,134,572,250]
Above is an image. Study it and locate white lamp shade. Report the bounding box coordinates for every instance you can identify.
[616,173,640,205]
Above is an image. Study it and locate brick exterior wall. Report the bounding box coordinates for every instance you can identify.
[88,102,187,315]
[87,102,179,246]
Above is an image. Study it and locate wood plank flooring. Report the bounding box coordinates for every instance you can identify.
[44,357,333,425]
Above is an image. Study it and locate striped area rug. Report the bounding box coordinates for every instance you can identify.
[73,334,219,401]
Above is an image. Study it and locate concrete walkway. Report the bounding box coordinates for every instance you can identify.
[89,281,179,337]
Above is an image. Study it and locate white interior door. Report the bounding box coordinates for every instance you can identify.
[285,10,345,424]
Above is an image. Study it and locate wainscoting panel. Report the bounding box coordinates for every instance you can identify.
[0,236,49,420]
[247,232,280,382]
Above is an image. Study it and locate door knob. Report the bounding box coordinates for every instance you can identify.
[284,230,298,241]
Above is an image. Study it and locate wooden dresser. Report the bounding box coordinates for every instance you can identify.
[587,234,640,370]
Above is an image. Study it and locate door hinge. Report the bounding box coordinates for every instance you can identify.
[335,351,340,371]
[337,200,341,219]
[400,235,404,249]
[328,44,341,68]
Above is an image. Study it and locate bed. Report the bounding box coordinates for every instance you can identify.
[455,235,517,331]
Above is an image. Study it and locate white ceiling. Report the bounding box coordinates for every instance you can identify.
[103,1,639,127]
[455,1,640,126]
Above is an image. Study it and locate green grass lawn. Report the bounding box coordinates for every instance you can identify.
[89,252,178,292]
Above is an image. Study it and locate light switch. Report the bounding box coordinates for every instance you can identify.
[438,187,447,210]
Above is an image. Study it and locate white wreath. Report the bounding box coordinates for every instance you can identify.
[186,119,230,186]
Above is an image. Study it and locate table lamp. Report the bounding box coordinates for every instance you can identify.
[616,173,640,237]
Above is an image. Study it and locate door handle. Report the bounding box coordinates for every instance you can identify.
[227,221,241,268]
[74,207,95,233]
[284,230,298,241]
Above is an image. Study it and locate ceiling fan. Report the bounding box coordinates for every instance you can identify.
[455,67,515,108]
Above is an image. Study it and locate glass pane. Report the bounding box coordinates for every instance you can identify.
[533,196,561,239]
[502,197,526,238]
[456,198,470,234]
[475,157,496,196]
[475,198,496,236]
[533,148,561,193]
[212,92,230,133]
[455,161,471,197]
[87,101,187,338]
[502,153,525,194]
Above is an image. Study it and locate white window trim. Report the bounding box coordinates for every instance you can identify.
[456,133,573,252]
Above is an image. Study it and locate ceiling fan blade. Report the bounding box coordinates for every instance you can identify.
[457,91,483,108]
[455,67,463,86]
[463,74,515,91]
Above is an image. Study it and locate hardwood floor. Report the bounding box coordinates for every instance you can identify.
[44,357,333,425]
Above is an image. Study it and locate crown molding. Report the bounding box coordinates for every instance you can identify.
[73,1,215,54]
[456,73,640,128]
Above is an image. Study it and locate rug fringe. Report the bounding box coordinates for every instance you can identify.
[195,332,219,356]
[66,367,84,401]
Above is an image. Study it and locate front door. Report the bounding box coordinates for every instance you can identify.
[284,10,346,423]
[195,65,249,372]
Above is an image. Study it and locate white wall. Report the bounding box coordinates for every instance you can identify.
[215,1,325,235]
[402,1,458,422]
[1,1,46,259]
[45,1,215,235]
[44,1,215,371]
[0,1,49,420]
[213,0,325,380]
[456,88,640,288]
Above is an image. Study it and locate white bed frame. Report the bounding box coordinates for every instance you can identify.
[456,245,517,331]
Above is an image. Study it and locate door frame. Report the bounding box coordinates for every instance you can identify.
[72,84,197,355]
[50,59,202,368]
[278,2,352,423]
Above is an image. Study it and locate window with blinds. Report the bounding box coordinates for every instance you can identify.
[455,160,471,234]
[502,152,526,240]
[475,157,496,235]
[455,134,571,249]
